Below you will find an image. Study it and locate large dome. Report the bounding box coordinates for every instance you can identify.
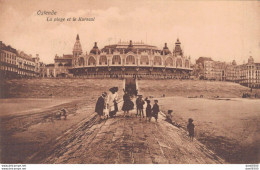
[161,43,171,55]
[90,42,101,55]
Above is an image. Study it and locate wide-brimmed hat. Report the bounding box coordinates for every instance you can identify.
[109,87,118,93]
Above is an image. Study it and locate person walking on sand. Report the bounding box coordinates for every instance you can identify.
[122,90,134,117]
[95,92,107,121]
[135,95,140,117]
[145,99,152,122]
[152,100,159,122]
[137,95,145,119]
[187,118,195,141]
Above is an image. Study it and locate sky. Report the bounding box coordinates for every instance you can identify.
[0,0,259,64]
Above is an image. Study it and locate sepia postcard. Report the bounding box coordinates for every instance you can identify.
[0,0,259,169]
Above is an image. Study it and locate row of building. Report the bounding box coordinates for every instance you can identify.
[45,34,192,79]
[1,36,259,88]
[194,56,260,88]
[0,41,46,78]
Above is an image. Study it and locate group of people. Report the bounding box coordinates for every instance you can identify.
[135,95,160,122]
[95,87,160,122]
[95,87,119,120]
[95,87,195,141]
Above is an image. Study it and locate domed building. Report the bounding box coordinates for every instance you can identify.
[70,35,192,79]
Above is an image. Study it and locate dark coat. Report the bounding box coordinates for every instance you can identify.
[146,104,152,117]
[187,123,195,137]
[136,98,140,108]
[95,96,105,116]
[152,103,159,119]
[138,100,145,109]
[122,93,134,111]
[136,98,145,109]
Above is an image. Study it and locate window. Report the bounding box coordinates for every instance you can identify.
[126,55,135,65]
[140,56,149,65]
[78,57,85,66]
[88,56,96,65]
[99,56,107,65]
[112,55,121,65]
[154,56,162,65]
[165,57,173,66]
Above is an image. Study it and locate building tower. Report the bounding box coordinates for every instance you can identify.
[72,34,83,67]
[173,38,183,57]
[161,43,171,55]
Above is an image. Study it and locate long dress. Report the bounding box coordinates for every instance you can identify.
[187,123,195,137]
[122,93,134,111]
[107,92,118,112]
[146,104,152,117]
[95,96,105,116]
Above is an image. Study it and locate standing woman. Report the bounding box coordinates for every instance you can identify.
[108,87,119,117]
[95,92,107,121]
[122,90,134,117]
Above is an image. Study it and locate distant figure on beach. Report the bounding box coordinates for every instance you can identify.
[61,108,67,120]
[108,87,119,118]
[95,92,107,121]
[166,110,173,124]
[187,118,195,141]
[145,99,152,122]
[136,95,145,119]
[135,96,140,117]
[152,100,160,122]
[122,90,134,117]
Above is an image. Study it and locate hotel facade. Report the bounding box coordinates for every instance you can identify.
[194,56,260,88]
[0,41,45,79]
[69,35,192,79]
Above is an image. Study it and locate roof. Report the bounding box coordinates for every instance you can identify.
[101,40,161,54]
[0,41,17,54]
[103,41,159,50]
[55,54,73,60]
[90,42,101,55]
[46,64,55,67]
[17,50,34,61]
[161,43,172,55]
[73,34,83,52]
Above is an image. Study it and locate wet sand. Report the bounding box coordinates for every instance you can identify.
[159,96,260,163]
[0,79,259,163]
[0,97,91,163]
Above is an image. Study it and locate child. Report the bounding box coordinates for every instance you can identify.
[138,95,145,119]
[187,118,195,141]
[152,100,159,122]
[166,110,173,124]
[135,96,140,117]
[145,100,152,122]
